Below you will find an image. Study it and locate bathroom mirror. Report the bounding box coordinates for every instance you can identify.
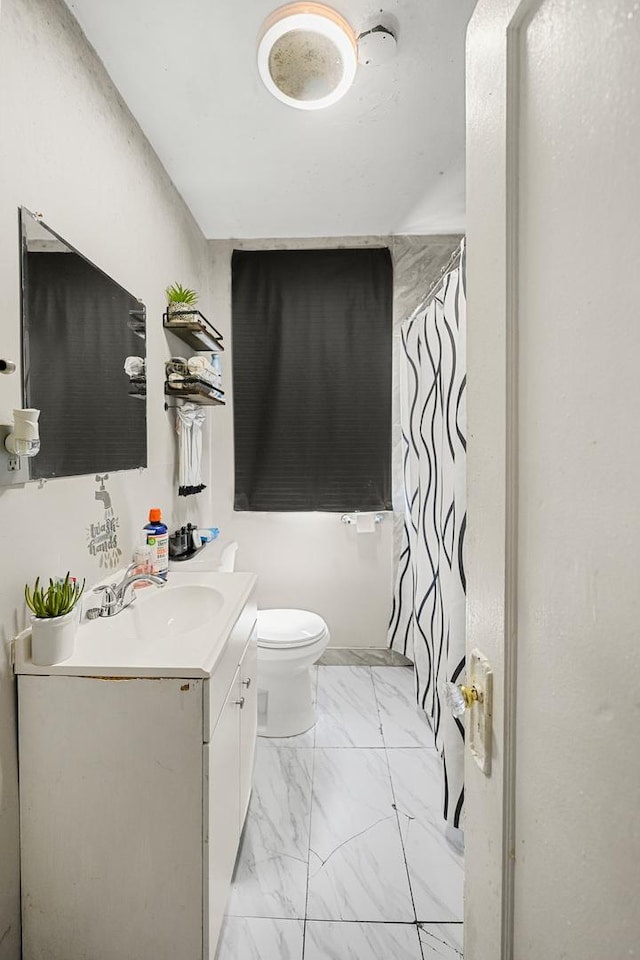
[18,207,147,480]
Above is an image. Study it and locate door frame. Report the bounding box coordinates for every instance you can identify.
[464,1,543,957]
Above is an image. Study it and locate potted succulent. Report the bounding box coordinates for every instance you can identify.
[25,573,85,666]
[166,282,199,320]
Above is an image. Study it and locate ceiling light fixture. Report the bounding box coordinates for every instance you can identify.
[257,3,358,111]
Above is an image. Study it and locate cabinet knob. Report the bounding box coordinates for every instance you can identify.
[233,697,245,709]
[241,678,252,688]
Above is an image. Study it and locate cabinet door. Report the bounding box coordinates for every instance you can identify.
[239,631,258,826]
[19,676,204,960]
[203,670,241,959]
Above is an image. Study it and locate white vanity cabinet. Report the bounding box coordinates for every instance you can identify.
[15,571,257,960]
[204,638,257,956]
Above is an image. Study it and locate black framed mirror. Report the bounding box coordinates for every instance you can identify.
[19,207,147,480]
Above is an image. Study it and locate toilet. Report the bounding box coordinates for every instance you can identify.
[256,608,330,738]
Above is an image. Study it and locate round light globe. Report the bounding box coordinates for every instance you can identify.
[257,3,358,110]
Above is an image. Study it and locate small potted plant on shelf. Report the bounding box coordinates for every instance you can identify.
[166,282,199,320]
[25,572,85,666]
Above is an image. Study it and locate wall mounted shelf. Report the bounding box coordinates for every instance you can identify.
[127,377,147,400]
[163,310,224,352]
[164,378,225,406]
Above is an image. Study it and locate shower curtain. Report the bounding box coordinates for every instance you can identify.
[388,240,467,828]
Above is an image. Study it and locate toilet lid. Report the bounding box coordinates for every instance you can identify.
[257,609,327,648]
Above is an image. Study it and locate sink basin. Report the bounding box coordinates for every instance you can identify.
[132,583,225,642]
[14,569,257,678]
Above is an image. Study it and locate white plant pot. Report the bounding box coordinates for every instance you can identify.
[30,608,78,666]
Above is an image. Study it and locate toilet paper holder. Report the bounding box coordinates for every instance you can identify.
[340,512,385,525]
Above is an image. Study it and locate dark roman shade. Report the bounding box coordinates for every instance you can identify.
[232,248,393,512]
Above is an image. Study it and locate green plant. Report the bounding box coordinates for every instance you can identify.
[25,573,85,619]
[166,282,198,306]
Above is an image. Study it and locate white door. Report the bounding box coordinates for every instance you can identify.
[465,1,640,957]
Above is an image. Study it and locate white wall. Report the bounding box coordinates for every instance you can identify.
[207,236,461,648]
[0,0,213,954]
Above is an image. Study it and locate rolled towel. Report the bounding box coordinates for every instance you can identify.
[165,357,189,377]
[124,356,145,378]
[189,355,222,389]
[187,356,216,384]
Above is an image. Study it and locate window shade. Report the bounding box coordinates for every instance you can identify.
[232,248,392,512]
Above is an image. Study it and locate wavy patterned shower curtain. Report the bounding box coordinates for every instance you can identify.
[389,240,466,828]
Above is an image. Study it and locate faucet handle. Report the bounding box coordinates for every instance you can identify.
[85,583,117,620]
[95,583,117,598]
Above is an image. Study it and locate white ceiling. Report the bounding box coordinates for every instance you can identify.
[65,0,476,239]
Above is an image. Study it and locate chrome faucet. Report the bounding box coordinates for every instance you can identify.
[86,564,166,619]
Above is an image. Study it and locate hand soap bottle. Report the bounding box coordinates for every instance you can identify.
[144,508,169,579]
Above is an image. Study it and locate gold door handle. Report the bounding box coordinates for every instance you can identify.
[444,651,493,776]
[444,681,484,719]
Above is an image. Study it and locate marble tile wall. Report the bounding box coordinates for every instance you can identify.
[216,665,464,960]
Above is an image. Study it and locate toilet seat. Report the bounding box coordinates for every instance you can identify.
[257,609,327,649]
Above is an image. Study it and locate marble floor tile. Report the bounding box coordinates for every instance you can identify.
[307,748,413,921]
[227,746,313,919]
[314,667,384,748]
[399,818,464,922]
[304,921,423,960]
[225,667,463,942]
[258,726,316,748]
[215,917,304,960]
[387,749,463,922]
[386,748,445,822]
[372,667,434,748]
[419,922,464,959]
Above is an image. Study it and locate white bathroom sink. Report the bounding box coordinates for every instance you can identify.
[13,570,257,679]
[132,582,225,641]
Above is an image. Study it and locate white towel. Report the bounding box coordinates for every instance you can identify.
[187,356,221,389]
[124,356,145,378]
[188,355,222,389]
[175,403,207,496]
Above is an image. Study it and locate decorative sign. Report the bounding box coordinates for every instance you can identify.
[87,474,123,569]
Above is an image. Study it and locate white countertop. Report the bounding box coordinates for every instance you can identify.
[14,570,257,680]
